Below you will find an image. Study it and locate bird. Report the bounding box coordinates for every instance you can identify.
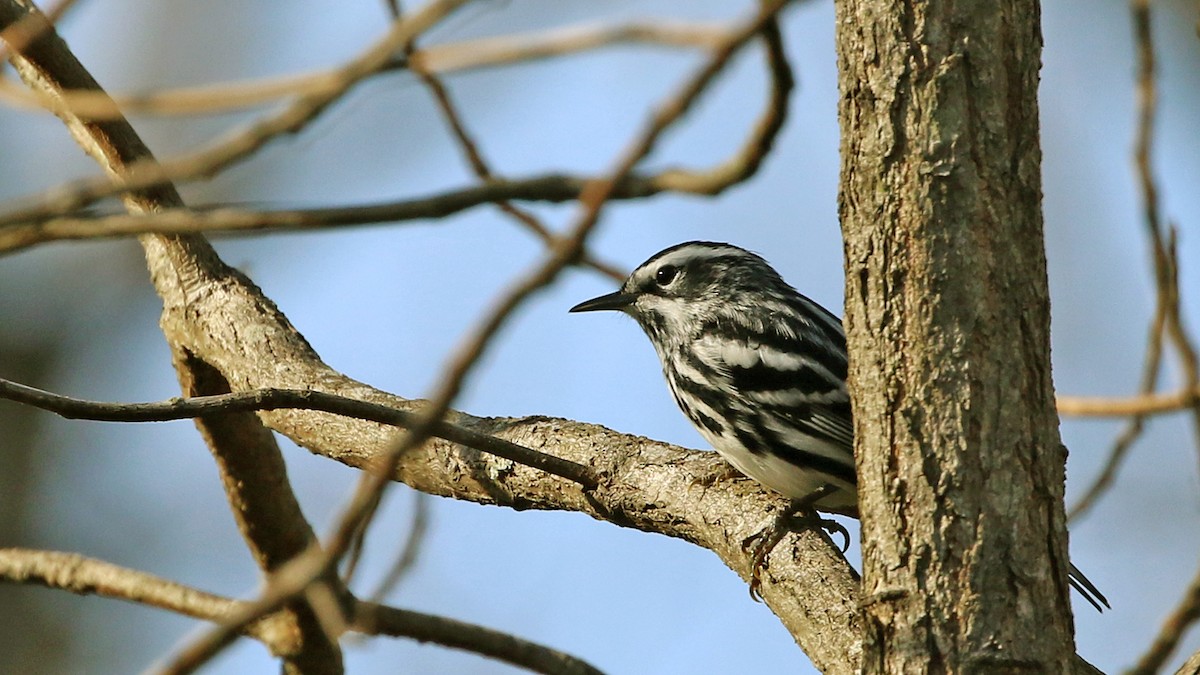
[569,240,1108,611]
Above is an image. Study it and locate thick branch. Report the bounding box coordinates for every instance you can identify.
[0,2,347,672]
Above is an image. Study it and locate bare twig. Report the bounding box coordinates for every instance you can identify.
[1129,563,1200,674]
[150,3,798,657]
[398,20,726,74]
[367,491,431,601]
[1065,325,1163,521]
[0,377,599,489]
[1125,1,1200,666]
[1130,0,1200,449]
[0,546,605,675]
[0,20,726,117]
[404,21,625,281]
[317,0,796,597]
[1069,0,1200,524]
[0,174,662,255]
[0,10,791,258]
[1057,386,1199,417]
[354,603,605,675]
[0,0,474,229]
[0,548,277,641]
[149,544,335,675]
[648,14,793,195]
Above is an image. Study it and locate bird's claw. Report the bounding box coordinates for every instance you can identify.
[741,509,850,601]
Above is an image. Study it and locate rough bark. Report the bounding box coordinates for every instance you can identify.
[0,2,344,671]
[834,0,1080,671]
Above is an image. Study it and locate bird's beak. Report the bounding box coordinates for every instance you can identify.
[569,290,637,313]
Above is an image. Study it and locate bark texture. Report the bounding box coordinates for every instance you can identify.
[834,0,1079,671]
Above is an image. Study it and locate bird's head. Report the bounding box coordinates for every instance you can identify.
[569,241,789,349]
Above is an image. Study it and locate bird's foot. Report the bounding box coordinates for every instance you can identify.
[741,502,849,602]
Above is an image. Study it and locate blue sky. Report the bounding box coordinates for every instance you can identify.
[1,0,1198,672]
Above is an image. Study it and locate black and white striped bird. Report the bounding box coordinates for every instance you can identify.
[570,240,1108,611]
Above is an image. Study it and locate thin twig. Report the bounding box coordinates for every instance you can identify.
[0,20,726,117]
[0,0,474,229]
[354,603,605,675]
[0,174,661,255]
[1128,563,1200,674]
[368,491,431,601]
[316,0,797,590]
[0,547,604,675]
[0,377,599,490]
[150,546,336,675]
[1057,385,1199,417]
[396,20,726,74]
[1065,308,1164,521]
[1069,0,1200,524]
[1126,1,1200,666]
[405,21,624,281]
[1130,0,1200,446]
[0,548,271,638]
[0,14,792,258]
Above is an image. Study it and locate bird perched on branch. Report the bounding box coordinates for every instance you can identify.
[570,240,1107,611]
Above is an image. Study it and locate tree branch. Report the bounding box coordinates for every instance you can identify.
[0,11,791,258]
[2,0,865,671]
[0,377,599,489]
[1057,387,1200,417]
[0,19,728,118]
[0,0,386,670]
[0,547,603,675]
[0,548,285,646]
[1130,560,1200,674]
[0,0,475,229]
[353,604,604,675]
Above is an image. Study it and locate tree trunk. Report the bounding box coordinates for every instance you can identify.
[834,1,1079,670]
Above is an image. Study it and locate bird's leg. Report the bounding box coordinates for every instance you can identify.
[741,484,849,601]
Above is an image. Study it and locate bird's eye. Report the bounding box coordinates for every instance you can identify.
[655,265,679,286]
